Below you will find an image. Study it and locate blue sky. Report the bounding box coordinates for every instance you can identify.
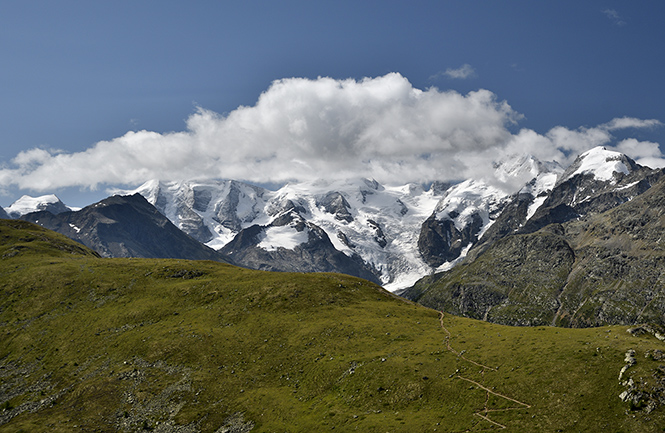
[1,1,664,207]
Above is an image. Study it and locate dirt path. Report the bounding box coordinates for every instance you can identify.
[439,311,531,430]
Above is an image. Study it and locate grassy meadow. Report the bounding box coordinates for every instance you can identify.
[1,219,664,432]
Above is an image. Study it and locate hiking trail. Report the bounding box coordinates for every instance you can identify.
[439,311,531,430]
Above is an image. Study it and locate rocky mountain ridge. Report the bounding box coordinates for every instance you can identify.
[120,154,570,291]
[123,177,448,290]
[404,147,665,327]
[19,193,227,262]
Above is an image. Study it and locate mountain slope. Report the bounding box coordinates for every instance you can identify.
[416,155,563,272]
[417,179,508,270]
[405,170,665,327]
[518,147,662,235]
[220,209,381,284]
[126,158,563,292]
[1,220,665,432]
[20,193,226,262]
[465,147,663,262]
[8,146,662,299]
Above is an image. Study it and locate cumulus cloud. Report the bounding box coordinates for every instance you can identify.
[615,138,665,168]
[502,118,663,168]
[0,73,662,195]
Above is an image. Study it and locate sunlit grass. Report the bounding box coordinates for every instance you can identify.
[1,219,665,432]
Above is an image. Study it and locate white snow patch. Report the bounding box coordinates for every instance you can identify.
[520,172,561,222]
[205,226,237,250]
[521,172,558,197]
[526,196,547,221]
[271,178,444,290]
[435,244,473,273]
[258,225,309,251]
[120,173,537,292]
[68,223,81,233]
[616,181,640,191]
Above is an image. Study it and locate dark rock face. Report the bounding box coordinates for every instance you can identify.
[317,192,353,223]
[406,174,665,328]
[149,183,214,243]
[211,182,265,232]
[407,226,575,326]
[336,231,355,249]
[266,198,306,217]
[221,211,381,284]
[366,219,387,248]
[0,207,8,219]
[416,179,507,269]
[20,194,226,262]
[176,205,213,244]
[418,212,484,268]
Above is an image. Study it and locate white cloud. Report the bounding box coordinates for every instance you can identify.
[443,64,476,79]
[603,117,661,131]
[615,138,665,167]
[0,73,662,196]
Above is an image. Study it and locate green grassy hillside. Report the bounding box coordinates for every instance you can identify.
[1,219,665,432]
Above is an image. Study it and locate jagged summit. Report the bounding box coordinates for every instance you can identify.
[493,153,563,188]
[405,145,665,328]
[120,149,642,290]
[417,154,564,272]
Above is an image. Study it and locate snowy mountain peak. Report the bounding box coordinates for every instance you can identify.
[492,154,563,190]
[6,194,71,218]
[434,180,505,230]
[559,146,636,184]
[258,213,310,252]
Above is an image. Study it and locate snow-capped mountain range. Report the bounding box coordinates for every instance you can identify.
[124,177,446,290]
[4,146,660,292]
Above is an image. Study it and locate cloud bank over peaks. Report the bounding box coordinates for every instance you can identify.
[0,73,662,196]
